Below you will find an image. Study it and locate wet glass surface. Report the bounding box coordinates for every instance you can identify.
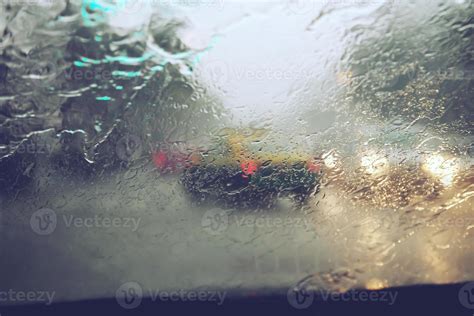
[0,0,473,306]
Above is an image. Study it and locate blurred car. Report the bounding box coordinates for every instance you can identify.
[321,123,470,207]
[180,128,322,207]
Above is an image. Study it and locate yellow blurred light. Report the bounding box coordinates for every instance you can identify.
[365,278,387,290]
[323,151,339,169]
[422,154,459,187]
[336,71,353,85]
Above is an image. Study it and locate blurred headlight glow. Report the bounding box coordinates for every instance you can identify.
[422,154,459,187]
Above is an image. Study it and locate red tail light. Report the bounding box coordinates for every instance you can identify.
[153,150,190,173]
[241,160,258,176]
[306,158,321,173]
[153,151,168,170]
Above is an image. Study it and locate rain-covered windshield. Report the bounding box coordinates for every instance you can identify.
[0,0,473,310]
